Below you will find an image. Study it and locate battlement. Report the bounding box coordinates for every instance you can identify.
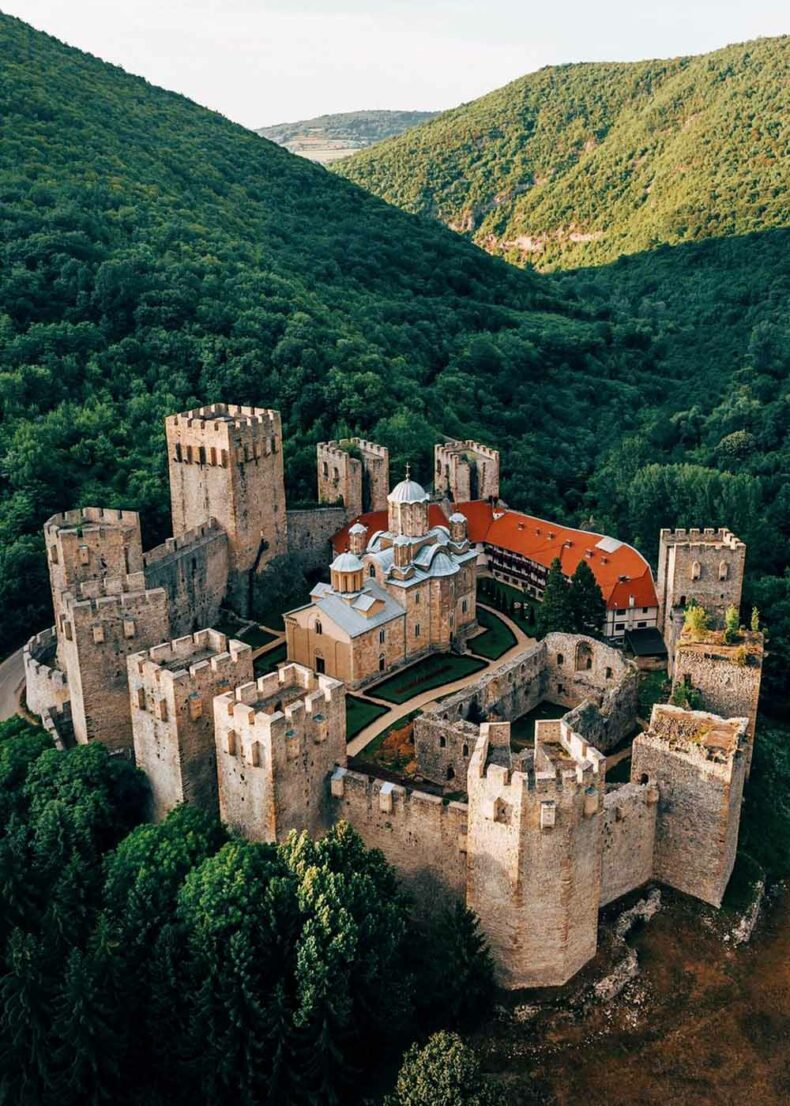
[143,519,225,567]
[166,404,282,466]
[434,439,500,501]
[24,627,69,717]
[437,438,500,463]
[331,766,468,817]
[130,629,251,688]
[64,574,166,617]
[317,438,389,515]
[659,527,745,550]
[44,505,141,537]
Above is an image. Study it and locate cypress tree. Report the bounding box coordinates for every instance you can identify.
[536,558,572,637]
[568,561,606,639]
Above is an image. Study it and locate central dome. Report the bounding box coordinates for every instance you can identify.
[388,478,429,504]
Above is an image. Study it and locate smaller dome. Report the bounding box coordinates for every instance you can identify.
[349,522,367,535]
[388,478,429,504]
[429,550,459,577]
[449,512,466,523]
[330,552,363,573]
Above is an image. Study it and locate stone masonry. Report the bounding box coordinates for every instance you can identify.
[129,629,253,821]
[434,439,500,502]
[317,438,390,518]
[215,664,346,842]
[166,404,287,617]
[657,527,746,645]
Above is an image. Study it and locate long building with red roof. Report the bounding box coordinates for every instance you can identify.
[334,500,659,639]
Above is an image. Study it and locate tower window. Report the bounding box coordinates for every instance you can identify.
[369,565,376,578]
[690,560,702,581]
[379,654,386,672]
[719,561,729,581]
[446,766,455,781]
[415,624,421,637]
[439,735,446,748]
[315,620,322,636]
[379,629,386,644]
[322,461,328,477]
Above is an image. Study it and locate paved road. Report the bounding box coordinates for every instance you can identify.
[347,605,534,756]
[0,648,24,721]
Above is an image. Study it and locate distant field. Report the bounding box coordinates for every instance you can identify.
[258,109,437,164]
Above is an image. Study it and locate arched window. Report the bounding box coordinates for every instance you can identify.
[575,641,593,672]
[378,654,386,672]
[690,560,702,581]
[462,743,469,758]
[314,619,323,635]
[640,773,649,786]
[446,766,455,781]
[439,735,446,748]
[369,564,376,578]
[719,560,729,581]
[322,461,328,477]
[557,653,564,666]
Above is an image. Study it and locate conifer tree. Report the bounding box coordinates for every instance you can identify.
[536,558,572,637]
[568,561,606,638]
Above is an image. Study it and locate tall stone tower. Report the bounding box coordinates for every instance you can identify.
[631,704,748,907]
[434,439,500,502]
[656,528,746,643]
[466,720,604,988]
[44,507,144,665]
[316,438,390,518]
[128,629,253,820]
[214,664,346,842]
[59,573,170,753]
[166,404,287,617]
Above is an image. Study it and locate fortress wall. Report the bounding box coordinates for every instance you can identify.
[143,521,229,637]
[286,507,347,573]
[631,725,747,908]
[23,627,69,717]
[331,768,468,909]
[600,783,658,906]
[543,633,639,750]
[672,636,763,742]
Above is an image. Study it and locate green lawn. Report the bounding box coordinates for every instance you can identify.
[469,607,517,660]
[368,653,487,705]
[238,624,278,650]
[477,578,540,634]
[253,643,287,676]
[346,695,390,739]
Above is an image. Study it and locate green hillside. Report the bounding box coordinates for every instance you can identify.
[0,13,655,645]
[336,37,788,269]
[258,109,437,163]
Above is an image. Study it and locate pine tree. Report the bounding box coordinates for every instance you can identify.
[536,558,572,637]
[568,561,606,638]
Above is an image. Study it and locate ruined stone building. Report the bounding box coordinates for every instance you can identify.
[285,473,477,687]
[317,438,390,518]
[434,438,500,502]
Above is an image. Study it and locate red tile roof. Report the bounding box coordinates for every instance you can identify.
[333,502,658,612]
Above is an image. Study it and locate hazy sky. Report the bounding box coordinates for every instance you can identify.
[4,1,786,128]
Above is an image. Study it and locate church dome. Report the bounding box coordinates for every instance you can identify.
[388,478,429,504]
[428,550,459,577]
[330,552,364,573]
[349,522,367,535]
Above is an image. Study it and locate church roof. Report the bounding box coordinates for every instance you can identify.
[330,551,364,573]
[312,580,404,638]
[388,478,429,504]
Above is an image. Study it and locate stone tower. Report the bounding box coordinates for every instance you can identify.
[434,439,500,502]
[214,664,346,842]
[631,704,748,907]
[44,507,144,665]
[656,528,746,643]
[59,573,170,753]
[128,629,253,820]
[316,438,390,518]
[166,404,287,617]
[466,720,604,988]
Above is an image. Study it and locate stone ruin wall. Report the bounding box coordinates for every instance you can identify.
[434,440,500,502]
[630,717,748,908]
[414,634,638,787]
[672,635,763,742]
[23,627,69,718]
[330,767,469,910]
[143,521,229,639]
[599,782,658,907]
[317,439,389,519]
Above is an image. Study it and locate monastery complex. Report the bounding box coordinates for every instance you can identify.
[22,404,765,988]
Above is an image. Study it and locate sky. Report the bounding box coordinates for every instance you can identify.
[3,1,787,129]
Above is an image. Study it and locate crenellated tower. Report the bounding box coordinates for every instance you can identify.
[128,629,253,820]
[466,719,605,988]
[657,528,746,647]
[214,664,346,841]
[166,404,287,617]
[434,439,500,502]
[317,438,389,518]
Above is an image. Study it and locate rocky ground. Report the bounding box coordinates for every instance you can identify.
[476,878,789,1105]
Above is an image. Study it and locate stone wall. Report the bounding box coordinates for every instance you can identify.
[166,405,287,616]
[600,782,658,907]
[23,627,69,717]
[60,574,170,753]
[631,708,748,907]
[215,665,346,841]
[331,767,468,910]
[434,440,500,502]
[286,506,347,574]
[143,521,229,638]
[672,632,763,745]
[657,527,746,640]
[129,630,253,821]
[317,439,389,517]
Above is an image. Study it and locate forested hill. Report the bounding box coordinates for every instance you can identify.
[335,37,788,270]
[0,13,659,644]
[258,110,437,163]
